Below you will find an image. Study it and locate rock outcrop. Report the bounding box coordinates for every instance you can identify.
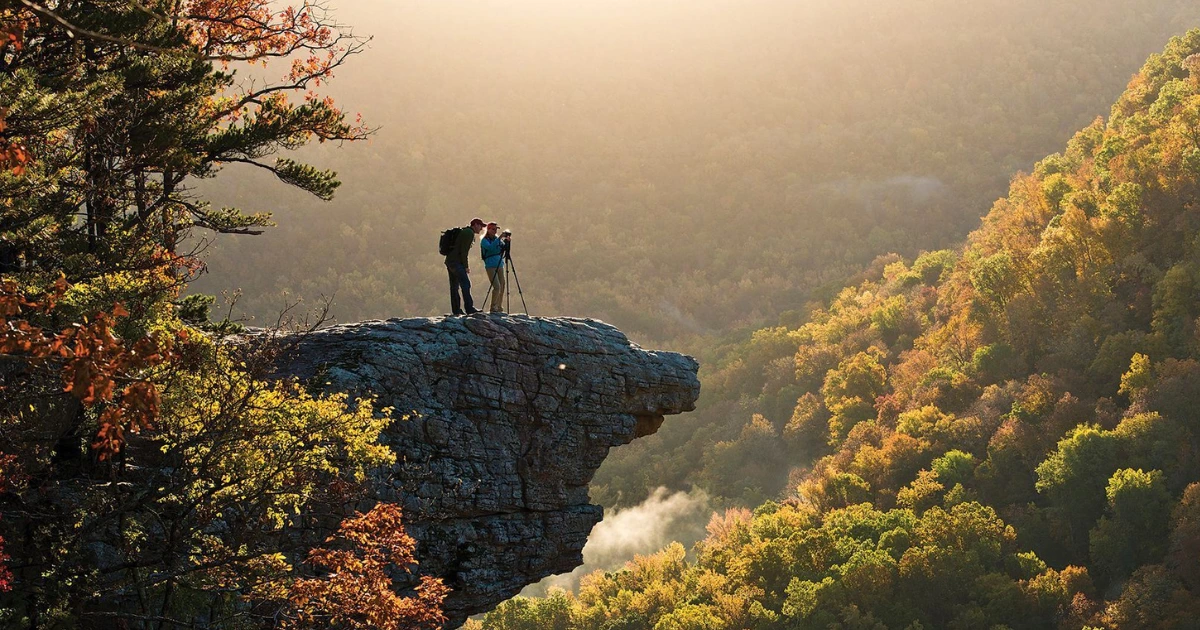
[272,315,699,626]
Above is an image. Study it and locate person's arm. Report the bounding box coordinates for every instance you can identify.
[456,228,474,269]
[480,238,498,262]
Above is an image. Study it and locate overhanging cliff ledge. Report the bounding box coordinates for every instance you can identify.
[272,315,700,626]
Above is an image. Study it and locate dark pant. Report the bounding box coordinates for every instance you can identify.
[447,261,474,314]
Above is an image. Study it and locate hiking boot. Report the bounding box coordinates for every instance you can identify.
[490,309,505,314]
[451,310,465,316]
[465,307,482,315]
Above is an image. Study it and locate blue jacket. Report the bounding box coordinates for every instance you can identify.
[480,236,507,269]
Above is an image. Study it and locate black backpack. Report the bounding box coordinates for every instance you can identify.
[438,227,461,256]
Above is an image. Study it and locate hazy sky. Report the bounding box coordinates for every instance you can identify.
[195,0,1200,341]
[282,0,869,127]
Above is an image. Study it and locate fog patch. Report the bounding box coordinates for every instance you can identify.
[881,175,947,202]
[520,487,713,596]
[657,300,711,335]
[816,174,948,212]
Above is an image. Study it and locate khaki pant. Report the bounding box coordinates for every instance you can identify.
[487,266,506,312]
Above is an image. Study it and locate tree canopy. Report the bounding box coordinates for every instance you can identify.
[495,29,1200,630]
[0,2,444,627]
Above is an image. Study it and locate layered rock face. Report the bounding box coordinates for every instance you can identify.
[273,315,699,626]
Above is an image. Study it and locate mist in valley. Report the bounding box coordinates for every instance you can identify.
[520,488,713,598]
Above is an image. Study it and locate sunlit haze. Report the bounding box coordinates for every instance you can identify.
[192,0,1197,347]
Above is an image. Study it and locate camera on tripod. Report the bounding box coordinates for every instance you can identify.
[482,228,527,313]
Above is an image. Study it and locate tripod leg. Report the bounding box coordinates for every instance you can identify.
[482,267,494,307]
[508,259,529,315]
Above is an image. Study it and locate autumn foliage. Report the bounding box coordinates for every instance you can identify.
[0,279,180,459]
[0,7,29,176]
[286,503,449,630]
[492,29,1200,630]
[0,1,447,626]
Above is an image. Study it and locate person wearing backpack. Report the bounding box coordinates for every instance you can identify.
[479,222,509,313]
[440,217,486,315]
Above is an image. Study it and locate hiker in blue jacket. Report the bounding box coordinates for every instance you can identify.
[480,222,509,313]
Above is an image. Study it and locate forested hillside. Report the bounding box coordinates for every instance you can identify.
[480,30,1200,629]
[193,0,1200,347]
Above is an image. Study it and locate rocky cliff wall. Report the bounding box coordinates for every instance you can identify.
[272,315,700,626]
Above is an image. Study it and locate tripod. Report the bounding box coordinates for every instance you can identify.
[482,239,528,314]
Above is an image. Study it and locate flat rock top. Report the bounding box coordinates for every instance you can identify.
[269,314,700,625]
[280,315,697,408]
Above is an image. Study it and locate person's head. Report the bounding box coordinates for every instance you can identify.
[485,222,499,237]
[469,217,486,234]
